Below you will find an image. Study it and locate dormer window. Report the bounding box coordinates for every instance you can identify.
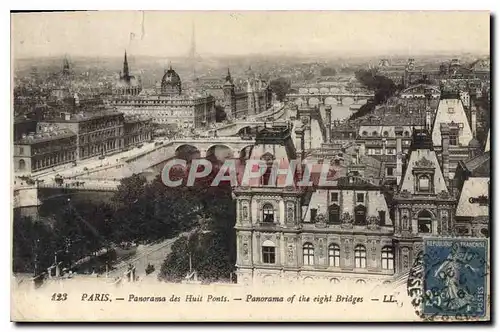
[362,131,368,136]
[383,131,389,137]
[448,107,455,114]
[449,130,459,146]
[372,131,378,137]
[404,131,410,137]
[418,175,430,192]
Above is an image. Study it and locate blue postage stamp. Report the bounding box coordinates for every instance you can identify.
[423,238,488,317]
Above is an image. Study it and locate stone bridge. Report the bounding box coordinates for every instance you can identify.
[207,104,288,137]
[286,92,374,106]
[125,137,257,174]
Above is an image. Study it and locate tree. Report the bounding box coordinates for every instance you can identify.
[12,216,56,275]
[269,77,291,102]
[215,105,227,122]
[158,160,237,283]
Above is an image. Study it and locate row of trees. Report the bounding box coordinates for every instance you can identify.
[349,69,397,120]
[13,159,237,282]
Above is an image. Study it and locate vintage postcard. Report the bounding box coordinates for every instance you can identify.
[10,11,491,322]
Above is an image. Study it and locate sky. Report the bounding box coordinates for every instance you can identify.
[11,11,490,59]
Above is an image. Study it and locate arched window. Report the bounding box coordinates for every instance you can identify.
[381,246,394,270]
[328,204,340,224]
[418,210,433,233]
[262,204,274,223]
[18,159,26,171]
[354,205,367,225]
[354,245,366,268]
[418,175,431,192]
[328,244,340,267]
[303,243,314,266]
[356,279,366,284]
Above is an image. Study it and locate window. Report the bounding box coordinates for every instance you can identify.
[328,244,340,267]
[354,205,367,225]
[356,193,364,203]
[448,107,455,114]
[418,210,433,233]
[418,175,430,192]
[331,193,339,202]
[374,149,382,155]
[262,204,274,223]
[378,211,386,225]
[262,246,276,264]
[354,245,367,268]
[18,159,26,171]
[386,167,394,176]
[328,204,340,224]
[19,147,24,155]
[310,208,317,222]
[372,131,378,137]
[404,131,410,137]
[362,131,368,136]
[449,132,458,146]
[303,243,314,265]
[383,131,389,137]
[381,246,394,270]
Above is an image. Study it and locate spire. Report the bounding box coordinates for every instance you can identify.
[225,68,232,81]
[62,55,70,76]
[123,50,130,80]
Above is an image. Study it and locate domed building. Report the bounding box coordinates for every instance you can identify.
[159,65,182,95]
[110,55,216,130]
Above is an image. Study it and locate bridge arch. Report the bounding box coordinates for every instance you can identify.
[206,144,234,162]
[175,144,201,161]
[324,96,337,105]
[308,97,320,106]
[239,145,254,160]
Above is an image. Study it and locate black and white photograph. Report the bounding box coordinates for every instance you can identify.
[9,10,491,322]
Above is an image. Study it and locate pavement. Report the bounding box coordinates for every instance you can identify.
[106,233,188,280]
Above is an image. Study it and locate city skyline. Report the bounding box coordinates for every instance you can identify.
[12,11,490,59]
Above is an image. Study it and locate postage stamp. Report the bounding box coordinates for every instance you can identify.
[423,238,488,318]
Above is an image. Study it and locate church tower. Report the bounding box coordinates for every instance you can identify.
[122,50,130,83]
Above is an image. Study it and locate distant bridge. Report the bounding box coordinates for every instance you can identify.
[286,92,374,106]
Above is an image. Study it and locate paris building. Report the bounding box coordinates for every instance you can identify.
[109,52,216,130]
[233,123,396,286]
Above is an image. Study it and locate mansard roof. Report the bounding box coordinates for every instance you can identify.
[456,177,489,217]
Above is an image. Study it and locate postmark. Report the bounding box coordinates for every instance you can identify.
[422,238,488,318]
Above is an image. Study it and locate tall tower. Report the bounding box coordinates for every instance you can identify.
[122,50,130,83]
[189,21,197,79]
[223,68,236,120]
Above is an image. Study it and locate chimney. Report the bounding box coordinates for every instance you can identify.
[64,112,71,121]
[395,126,403,185]
[325,105,332,143]
[471,105,477,138]
[426,109,432,131]
[295,127,305,161]
[440,123,450,183]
